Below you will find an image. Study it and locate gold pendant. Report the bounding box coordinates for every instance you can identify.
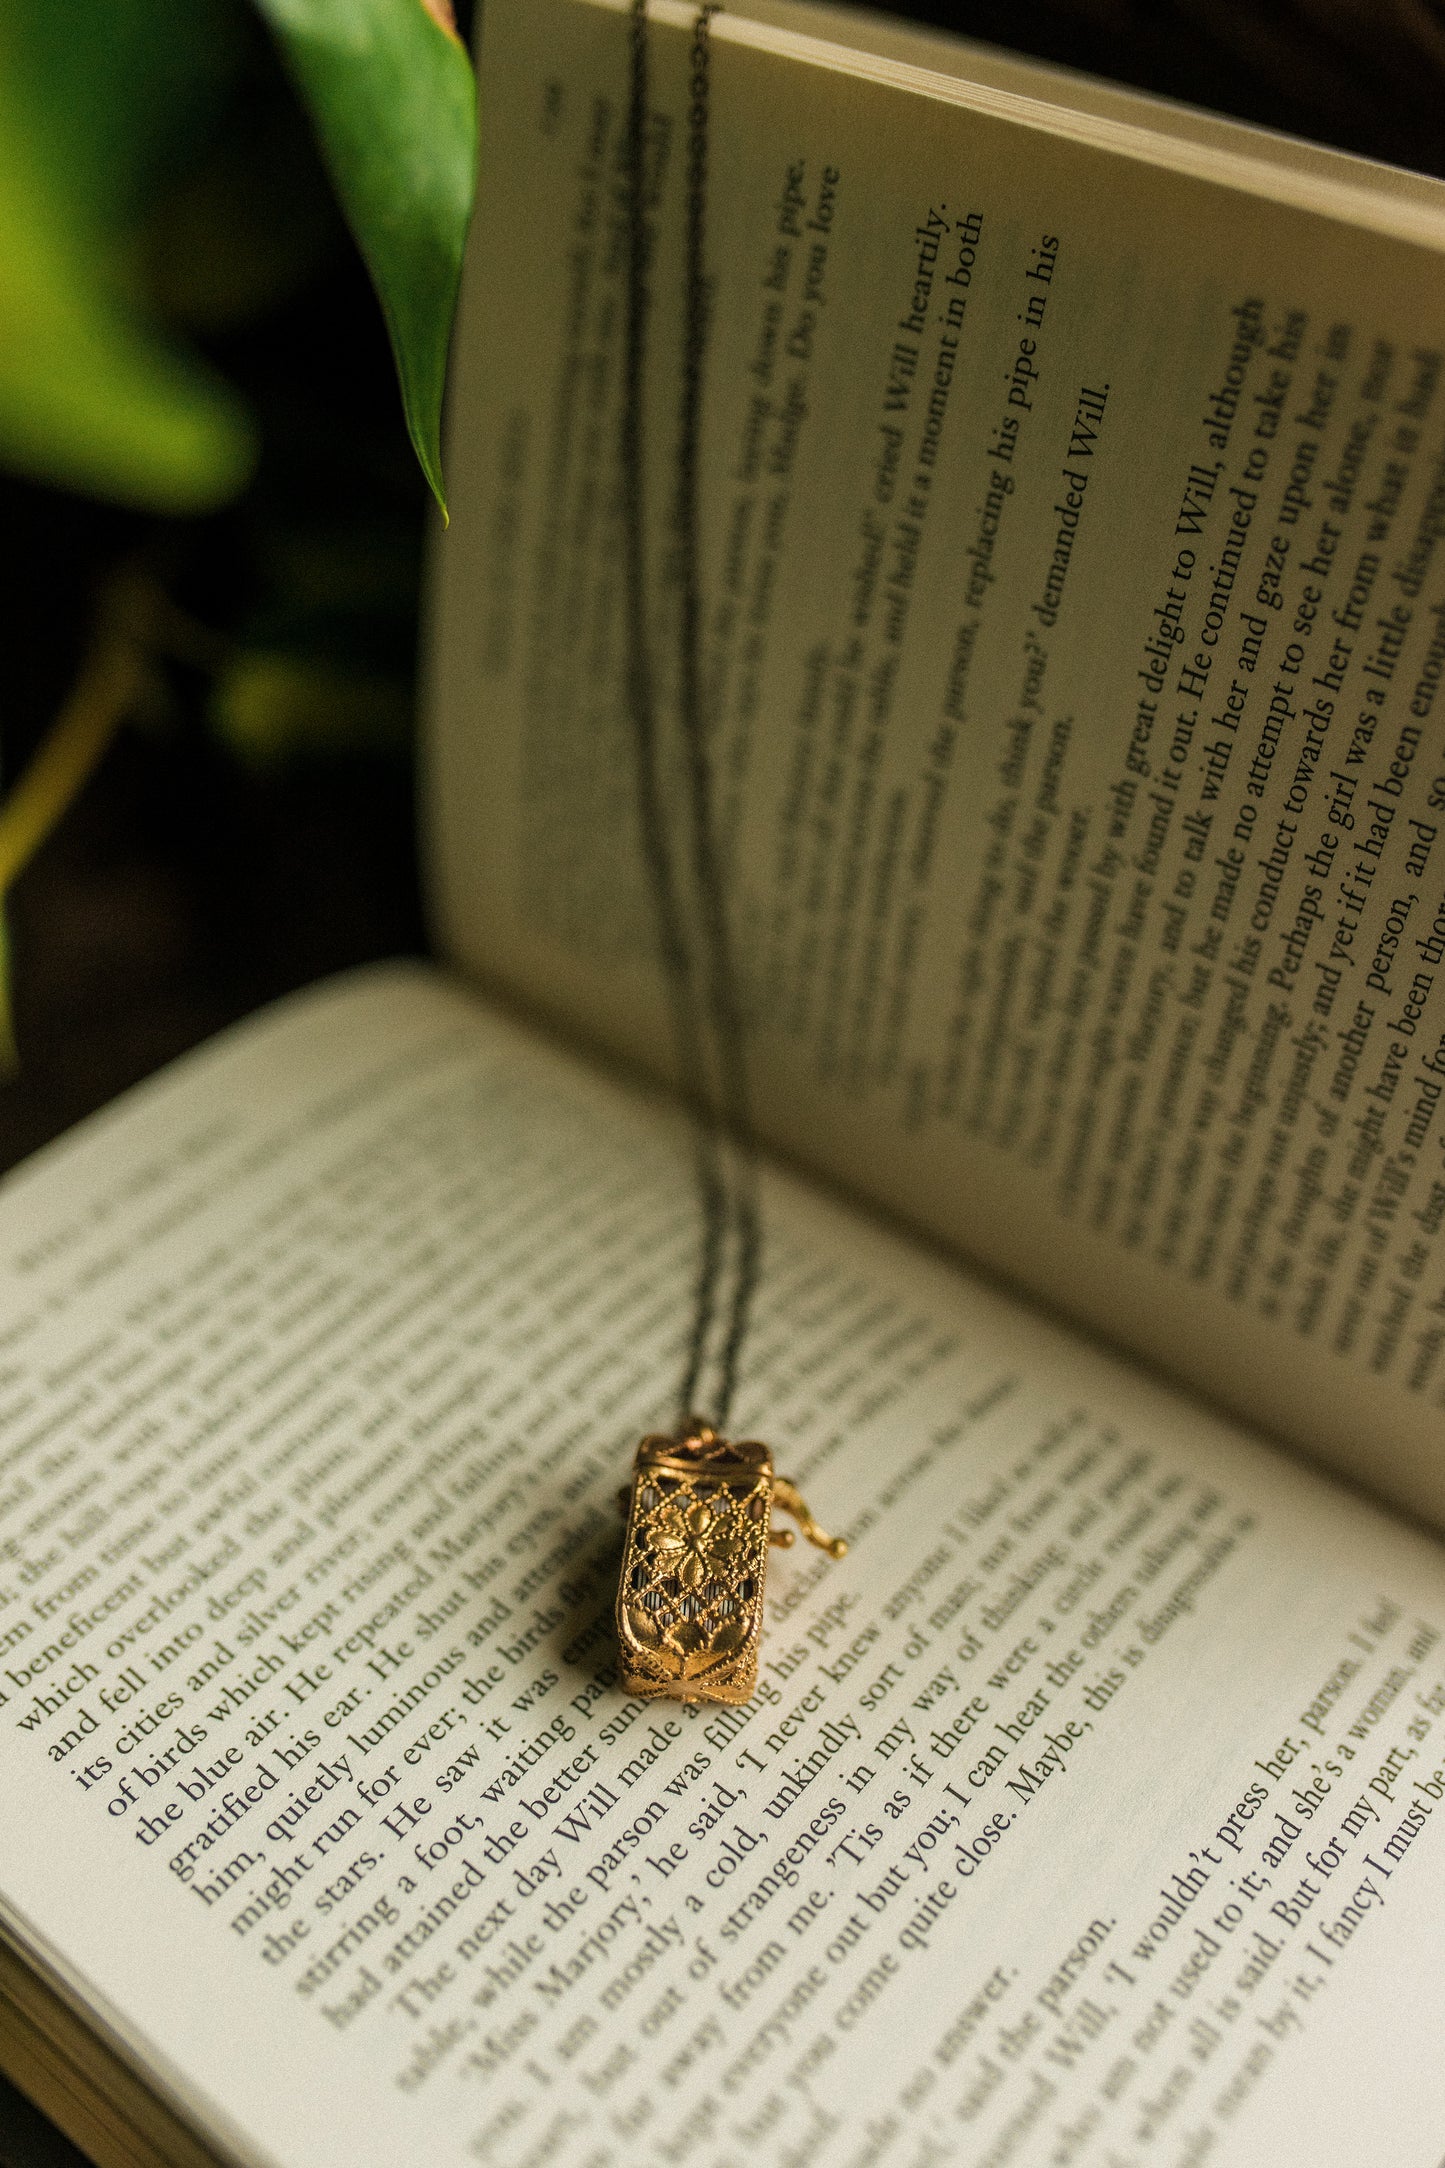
[615,1419,846,1706]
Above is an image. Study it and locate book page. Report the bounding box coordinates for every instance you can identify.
[2,965,1445,2166]
[428,0,1445,1522]
[732,0,1445,220]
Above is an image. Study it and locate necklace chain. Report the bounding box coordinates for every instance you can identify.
[621,1,756,1432]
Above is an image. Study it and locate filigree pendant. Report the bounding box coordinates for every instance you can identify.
[615,1419,846,1706]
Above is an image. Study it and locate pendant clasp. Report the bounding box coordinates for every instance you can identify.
[615,1419,846,1706]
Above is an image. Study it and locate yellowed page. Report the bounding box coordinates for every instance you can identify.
[1,968,1445,2165]
[429,0,1445,1523]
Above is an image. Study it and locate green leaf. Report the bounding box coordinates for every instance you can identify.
[4,0,242,227]
[255,0,477,515]
[212,651,412,764]
[0,1,256,511]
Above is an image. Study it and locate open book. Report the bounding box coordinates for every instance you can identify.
[5,2,1445,2162]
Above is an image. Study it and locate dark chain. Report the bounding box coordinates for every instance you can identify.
[622,1,756,1430]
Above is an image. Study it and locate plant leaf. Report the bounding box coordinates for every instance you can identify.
[212,651,412,764]
[254,0,477,515]
[0,1,256,511]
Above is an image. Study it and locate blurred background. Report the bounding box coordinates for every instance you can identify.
[0,0,1442,2159]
